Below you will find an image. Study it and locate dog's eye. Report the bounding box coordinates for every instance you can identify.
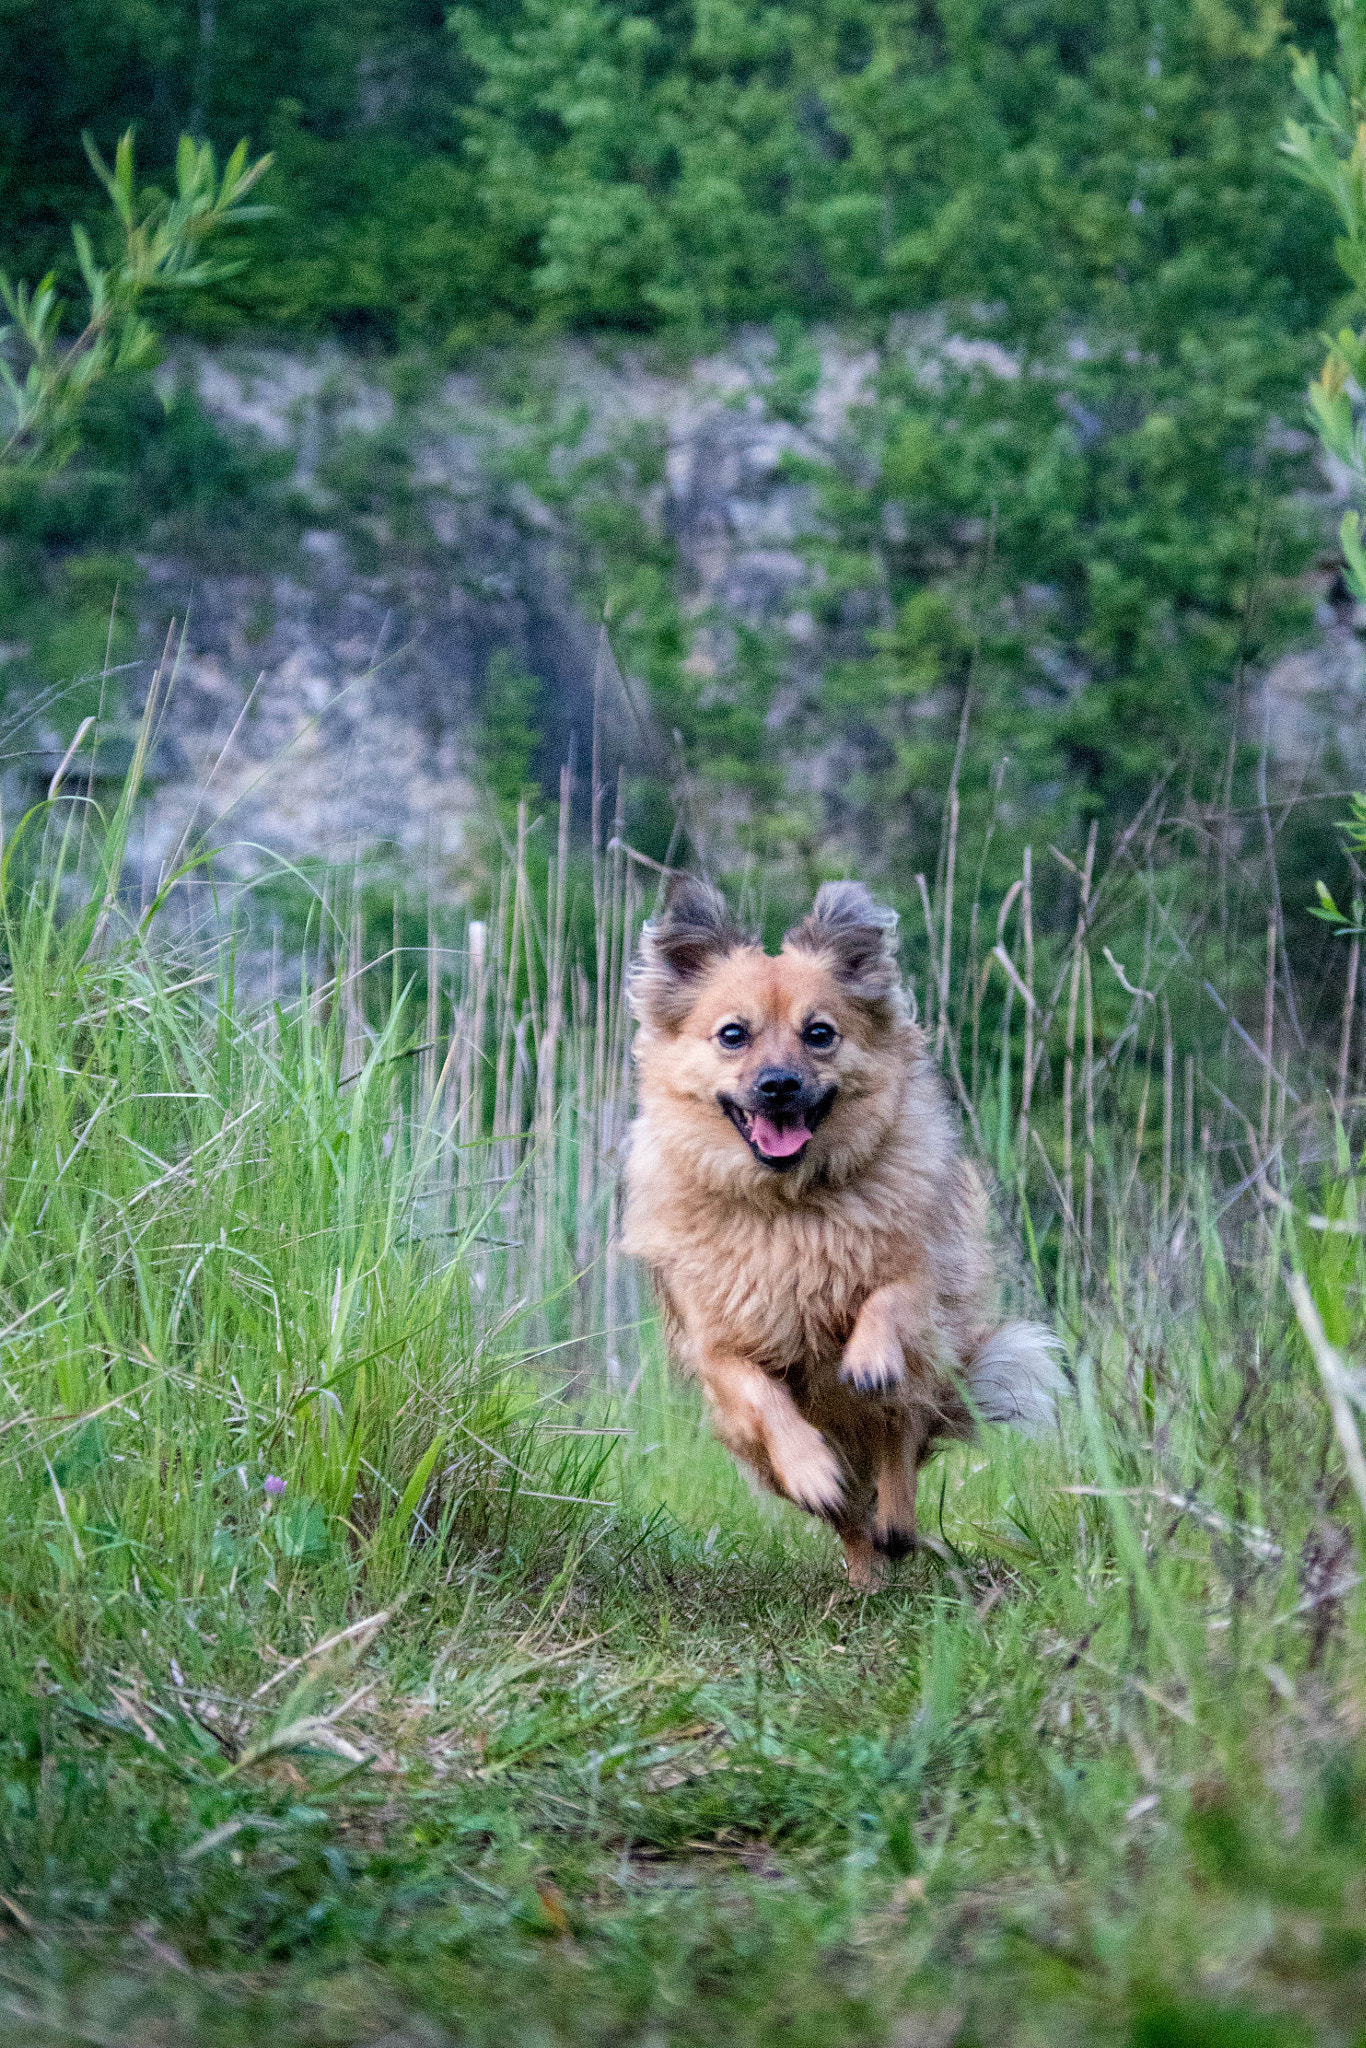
[803,1020,837,1050]
[715,1022,748,1050]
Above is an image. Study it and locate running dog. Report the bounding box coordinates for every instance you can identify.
[621,874,1060,1588]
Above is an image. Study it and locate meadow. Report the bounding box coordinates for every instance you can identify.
[0,665,1361,2047]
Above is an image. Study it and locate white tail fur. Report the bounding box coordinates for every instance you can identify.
[966,1321,1066,1432]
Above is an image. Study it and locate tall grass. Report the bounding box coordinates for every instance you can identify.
[0,738,634,1696]
[0,678,1364,2043]
[7,666,1365,1675]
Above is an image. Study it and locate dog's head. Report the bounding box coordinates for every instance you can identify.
[629,876,916,1190]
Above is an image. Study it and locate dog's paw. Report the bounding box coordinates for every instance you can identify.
[838,1333,907,1393]
[774,1430,845,1516]
[841,1537,884,1592]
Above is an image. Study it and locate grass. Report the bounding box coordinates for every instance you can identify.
[0,704,1364,2044]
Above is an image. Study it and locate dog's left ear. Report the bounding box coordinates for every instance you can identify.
[784,880,900,1005]
[630,873,749,1029]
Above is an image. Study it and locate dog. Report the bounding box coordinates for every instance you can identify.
[621,874,1061,1589]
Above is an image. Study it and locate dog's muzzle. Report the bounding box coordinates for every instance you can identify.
[720,1068,837,1171]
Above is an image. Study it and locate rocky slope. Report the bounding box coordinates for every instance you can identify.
[37,330,1366,916]
[115,335,872,907]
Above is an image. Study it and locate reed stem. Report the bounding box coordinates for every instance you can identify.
[936,787,959,1063]
[1161,994,1173,1235]
[1259,911,1276,1159]
[1016,847,1035,1172]
[1083,944,1095,1271]
[1336,931,1360,1116]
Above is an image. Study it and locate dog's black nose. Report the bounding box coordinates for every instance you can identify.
[754,1067,803,1107]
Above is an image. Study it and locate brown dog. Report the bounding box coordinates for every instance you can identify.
[621,875,1060,1588]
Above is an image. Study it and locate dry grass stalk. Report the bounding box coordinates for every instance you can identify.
[1119,1014,1155,1225]
[1161,995,1174,1234]
[1061,822,1098,1270]
[1337,930,1360,1116]
[343,884,366,1087]
[1287,1272,1366,1520]
[1083,945,1096,1267]
[462,917,488,1169]
[1260,911,1276,1159]
[1016,847,1035,1170]
[936,788,959,1062]
[915,873,938,1046]
[968,894,983,1103]
[421,884,440,1115]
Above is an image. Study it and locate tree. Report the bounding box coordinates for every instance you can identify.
[1,129,271,470]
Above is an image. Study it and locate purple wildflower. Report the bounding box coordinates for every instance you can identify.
[263,1474,287,1497]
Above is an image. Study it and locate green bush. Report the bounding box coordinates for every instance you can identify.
[0,3,1337,350]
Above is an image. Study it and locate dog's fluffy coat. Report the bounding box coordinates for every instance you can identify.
[622,875,1060,1587]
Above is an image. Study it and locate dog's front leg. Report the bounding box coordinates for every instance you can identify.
[838,1280,934,1393]
[840,1532,880,1592]
[700,1352,844,1515]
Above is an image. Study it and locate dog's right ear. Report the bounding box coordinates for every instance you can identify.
[629,874,747,1029]
[784,879,901,1006]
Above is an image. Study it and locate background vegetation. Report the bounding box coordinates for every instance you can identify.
[2,2,1366,2039]
[0,0,1354,944]
[0,0,1337,348]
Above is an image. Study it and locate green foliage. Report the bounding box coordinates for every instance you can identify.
[477,647,543,808]
[445,0,1332,343]
[750,0,1338,889]
[1281,1,1366,928]
[0,3,1336,348]
[451,0,810,334]
[764,314,823,427]
[0,128,271,469]
[0,370,296,734]
[1312,790,1366,928]
[809,316,1319,891]
[0,1,1345,903]
[1284,0,1366,600]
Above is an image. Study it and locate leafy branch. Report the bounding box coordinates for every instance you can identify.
[1311,794,1366,931]
[1284,2,1366,931]
[0,129,272,471]
[1283,1,1366,593]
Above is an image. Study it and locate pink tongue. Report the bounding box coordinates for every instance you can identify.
[750,1115,810,1158]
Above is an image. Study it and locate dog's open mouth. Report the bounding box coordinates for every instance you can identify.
[721,1091,836,1170]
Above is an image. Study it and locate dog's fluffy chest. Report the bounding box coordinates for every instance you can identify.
[636,1186,913,1374]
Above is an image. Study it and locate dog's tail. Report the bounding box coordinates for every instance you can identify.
[965,1321,1066,1433]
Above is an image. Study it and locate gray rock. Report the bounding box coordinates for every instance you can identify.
[49,331,1360,924]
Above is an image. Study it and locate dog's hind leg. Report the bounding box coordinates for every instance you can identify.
[876,1449,917,1556]
[700,1352,845,1515]
[835,1444,914,1585]
[872,1427,920,1559]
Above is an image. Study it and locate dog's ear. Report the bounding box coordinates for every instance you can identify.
[785,880,900,1005]
[630,874,748,1028]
